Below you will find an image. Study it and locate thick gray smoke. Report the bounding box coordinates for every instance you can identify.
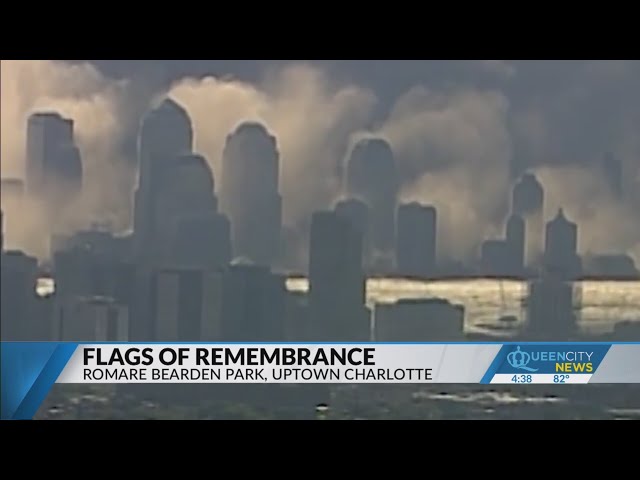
[379,86,513,260]
[0,60,141,258]
[534,165,640,262]
[168,65,377,225]
[2,60,638,265]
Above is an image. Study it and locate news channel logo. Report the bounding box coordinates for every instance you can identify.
[503,345,599,374]
[507,346,539,372]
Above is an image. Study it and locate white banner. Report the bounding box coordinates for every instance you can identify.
[56,343,501,384]
[53,343,640,384]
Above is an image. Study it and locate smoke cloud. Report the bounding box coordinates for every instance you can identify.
[1,60,138,258]
[380,86,513,260]
[168,65,377,225]
[1,60,638,267]
[534,165,640,262]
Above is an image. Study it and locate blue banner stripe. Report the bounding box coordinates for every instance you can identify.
[480,345,512,384]
[2,342,58,420]
[5,343,78,420]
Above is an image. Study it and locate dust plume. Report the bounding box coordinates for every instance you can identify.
[534,165,640,264]
[168,65,377,226]
[1,60,137,258]
[380,86,513,261]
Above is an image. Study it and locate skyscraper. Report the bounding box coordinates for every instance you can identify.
[26,112,82,208]
[154,268,221,341]
[133,98,194,261]
[220,122,282,267]
[345,138,398,255]
[544,208,582,279]
[154,153,231,267]
[334,197,371,267]
[525,276,577,340]
[1,250,39,340]
[308,211,369,341]
[505,214,525,275]
[512,173,544,267]
[395,202,437,278]
[219,262,286,342]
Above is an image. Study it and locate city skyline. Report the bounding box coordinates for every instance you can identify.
[2,60,639,419]
[1,60,639,266]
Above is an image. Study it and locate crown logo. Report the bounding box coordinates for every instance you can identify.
[507,346,538,372]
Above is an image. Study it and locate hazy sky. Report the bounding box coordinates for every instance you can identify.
[1,60,639,261]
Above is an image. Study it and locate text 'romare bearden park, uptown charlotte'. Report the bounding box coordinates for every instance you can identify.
[81,347,435,382]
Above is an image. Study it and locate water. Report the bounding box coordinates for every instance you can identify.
[286,278,640,336]
[38,275,640,335]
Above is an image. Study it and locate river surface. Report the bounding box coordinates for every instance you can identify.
[286,278,640,335]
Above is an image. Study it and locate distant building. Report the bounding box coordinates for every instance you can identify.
[220,122,282,267]
[50,226,129,260]
[396,202,437,278]
[584,254,638,278]
[0,250,41,340]
[512,173,544,267]
[543,208,582,279]
[308,211,369,341]
[284,291,312,342]
[53,296,128,342]
[151,262,286,342]
[525,276,578,340]
[335,197,371,268]
[505,214,525,276]
[52,242,138,340]
[133,98,194,263]
[26,112,82,208]
[172,214,232,269]
[375,298,464,342]
[219,263,286,342]
[153,268,223,342]
[480,239,510,276]
[345,138,398,255]
[153,153,230,267]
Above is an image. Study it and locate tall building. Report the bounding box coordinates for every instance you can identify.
[53,296,129,342]
[220,122,282,267]
[512,173,544,267]
[133,98,194,262]
[334,197,371,267]
[505,214,525,275]
[345,137,398,255]
[154,268,222,341]
[375,298,464,342]
[525,276,578,340]
[395,202,437,278]
[172,214,232,269]
[308,211,369,341]
[219,263,286,342]
[544,208,582,279]
[480,239,510,276]
[154,153,230,267]
[0,250,40,340]
[26,112,82,210]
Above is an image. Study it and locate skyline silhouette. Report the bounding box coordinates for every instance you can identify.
[1,60,639,267]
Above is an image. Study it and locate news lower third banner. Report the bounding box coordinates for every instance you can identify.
[2,342,640,420]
